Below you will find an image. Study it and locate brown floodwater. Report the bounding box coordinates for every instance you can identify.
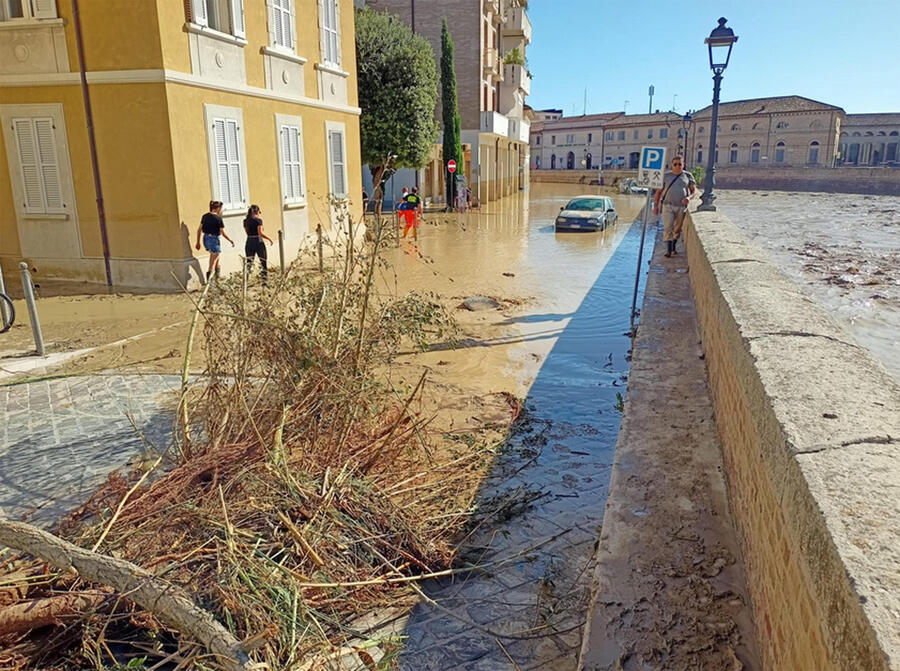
[717,189,900,382]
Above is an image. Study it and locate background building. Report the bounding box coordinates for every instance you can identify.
[1,0,362,288]
[839,114,900,166]
[365,0,531,205]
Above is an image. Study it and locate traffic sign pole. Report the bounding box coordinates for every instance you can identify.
[630,146,666,334]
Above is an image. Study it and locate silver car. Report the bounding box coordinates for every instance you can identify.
[555,196,618,232]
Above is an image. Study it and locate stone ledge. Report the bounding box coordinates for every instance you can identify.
[685,209,899,670]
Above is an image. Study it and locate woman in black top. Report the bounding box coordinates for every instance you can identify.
[243,204,273,285]
[194,200,235,281]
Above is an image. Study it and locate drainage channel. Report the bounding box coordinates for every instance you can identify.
[396,220,656,671]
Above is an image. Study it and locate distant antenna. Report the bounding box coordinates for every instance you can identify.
[672,93,678,112]
[648,85,654,114]
[624,99,630,114]
[583,87,587,115]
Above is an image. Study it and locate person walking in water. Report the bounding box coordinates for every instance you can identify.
[401,187,423,239]
[243,204,273,285]
[653,155,695,257]
[195,200,235,281]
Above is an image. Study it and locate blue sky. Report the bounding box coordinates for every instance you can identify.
[526,0,900,116]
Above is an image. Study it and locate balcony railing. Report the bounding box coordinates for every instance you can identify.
[481,111,509,137]
[483,48,499,76]
[508,118,530,143]
[502,8,532,44]
[503,63,531,95]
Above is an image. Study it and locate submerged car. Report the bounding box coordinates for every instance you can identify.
[618,178,648,195]
[555,196,618,232]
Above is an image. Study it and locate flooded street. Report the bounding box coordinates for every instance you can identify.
[717,190,900,382]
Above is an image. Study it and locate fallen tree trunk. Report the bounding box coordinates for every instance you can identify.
[0,519,252,671]
[0,590,108,636]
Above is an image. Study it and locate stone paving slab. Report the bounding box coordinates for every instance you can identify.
[0,374,180,527]
[397,223,655,670]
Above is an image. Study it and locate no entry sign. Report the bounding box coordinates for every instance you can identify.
[447,159,457,173]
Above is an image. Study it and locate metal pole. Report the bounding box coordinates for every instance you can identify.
[0,264,9,327]
[699,71,722,211]
[72,0,113,287]
[316,224,324,272]
[19,263,45,356]
[278,229,285,271]
[630,190,654,333]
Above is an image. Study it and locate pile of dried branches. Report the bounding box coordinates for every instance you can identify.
[0,212,517,670]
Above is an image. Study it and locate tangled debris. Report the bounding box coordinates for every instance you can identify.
[0,213,520,670]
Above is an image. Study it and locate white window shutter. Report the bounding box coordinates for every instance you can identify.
[280,126,292,200]
[34,118,63,213]
[317,0,326,63]
[191,0,208,26]
[13,119,45,214]
[213,119,230,206]
[225,119,244,205]
[331,0,340,65]
[270,0,282,47]
[229,0,245,38]
[30,0,57,19]
[289,128,302,197]
[329,130,345,197]
[288,0,296,49]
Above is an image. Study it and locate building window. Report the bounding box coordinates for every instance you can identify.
[536,136,541,145]
[277,116,306,204]
[617,130,625,141]
[551,135,556,145]
[697,146,703,164]
[326,122,348,198]
[269,0,295,50]
[775,141,786,163]
[698,126,705,134]
[551,155,556,169]
[729,143,738,163]
[647,128,653,139]
[633,130,638,140]
[10,117,64,214]
[535,155,541,169]
[1,0,57,20]
[605,131,613,141]
[660,128,668,139]
[320,0,341,66]
[204,105,248,210]
[751,142,760,163]
[776,121,789,129]
[587,133,592,143]
[730,124,741,131]
[566,134,575,144]
[752,122,761,130]
[808,141,819,164]
[192,0,245,38]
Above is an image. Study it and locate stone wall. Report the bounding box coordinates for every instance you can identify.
[683,210,900,670]
[530,169,635,185]
[714,166,900,195]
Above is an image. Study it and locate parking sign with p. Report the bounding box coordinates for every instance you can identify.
[638,146,666,189]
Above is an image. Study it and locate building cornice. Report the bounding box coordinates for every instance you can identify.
[0,69,361,116]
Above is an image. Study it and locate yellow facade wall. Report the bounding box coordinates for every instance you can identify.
[59,0,165,72]
[165,82,362,241]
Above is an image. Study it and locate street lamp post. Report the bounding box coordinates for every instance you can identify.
[680,112,692,163]
[698,17,738,212]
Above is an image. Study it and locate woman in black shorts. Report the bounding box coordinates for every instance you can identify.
[243,205,273,285]
[195,200,235,282]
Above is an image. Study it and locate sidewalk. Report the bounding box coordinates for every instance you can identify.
[578,236,760,669]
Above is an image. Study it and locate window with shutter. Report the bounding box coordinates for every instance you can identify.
[271,0,293,49]
[228,0,244,37]
[211,117,245,208]
[11,117,64,214]
[30,0,56,18]
[328,128,346,198]
[321,0,340,65]
[191,0,208,26]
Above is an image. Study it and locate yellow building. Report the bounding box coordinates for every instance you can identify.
[0,0,362,288]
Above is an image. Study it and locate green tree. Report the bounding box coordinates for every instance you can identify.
[356,8,439,217]
[440,18,463,208]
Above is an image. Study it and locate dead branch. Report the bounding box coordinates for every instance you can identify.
[0,519,252,671]
[0,590,108,637]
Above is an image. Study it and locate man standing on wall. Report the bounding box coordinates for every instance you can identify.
[653,155,696,257]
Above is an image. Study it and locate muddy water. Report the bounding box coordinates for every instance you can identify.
[383,183,647,397]
[717,190,900,382]
[392,185,654,670]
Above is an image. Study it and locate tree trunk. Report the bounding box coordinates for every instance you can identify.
[0,520,252,671]
[0,591,109,637]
